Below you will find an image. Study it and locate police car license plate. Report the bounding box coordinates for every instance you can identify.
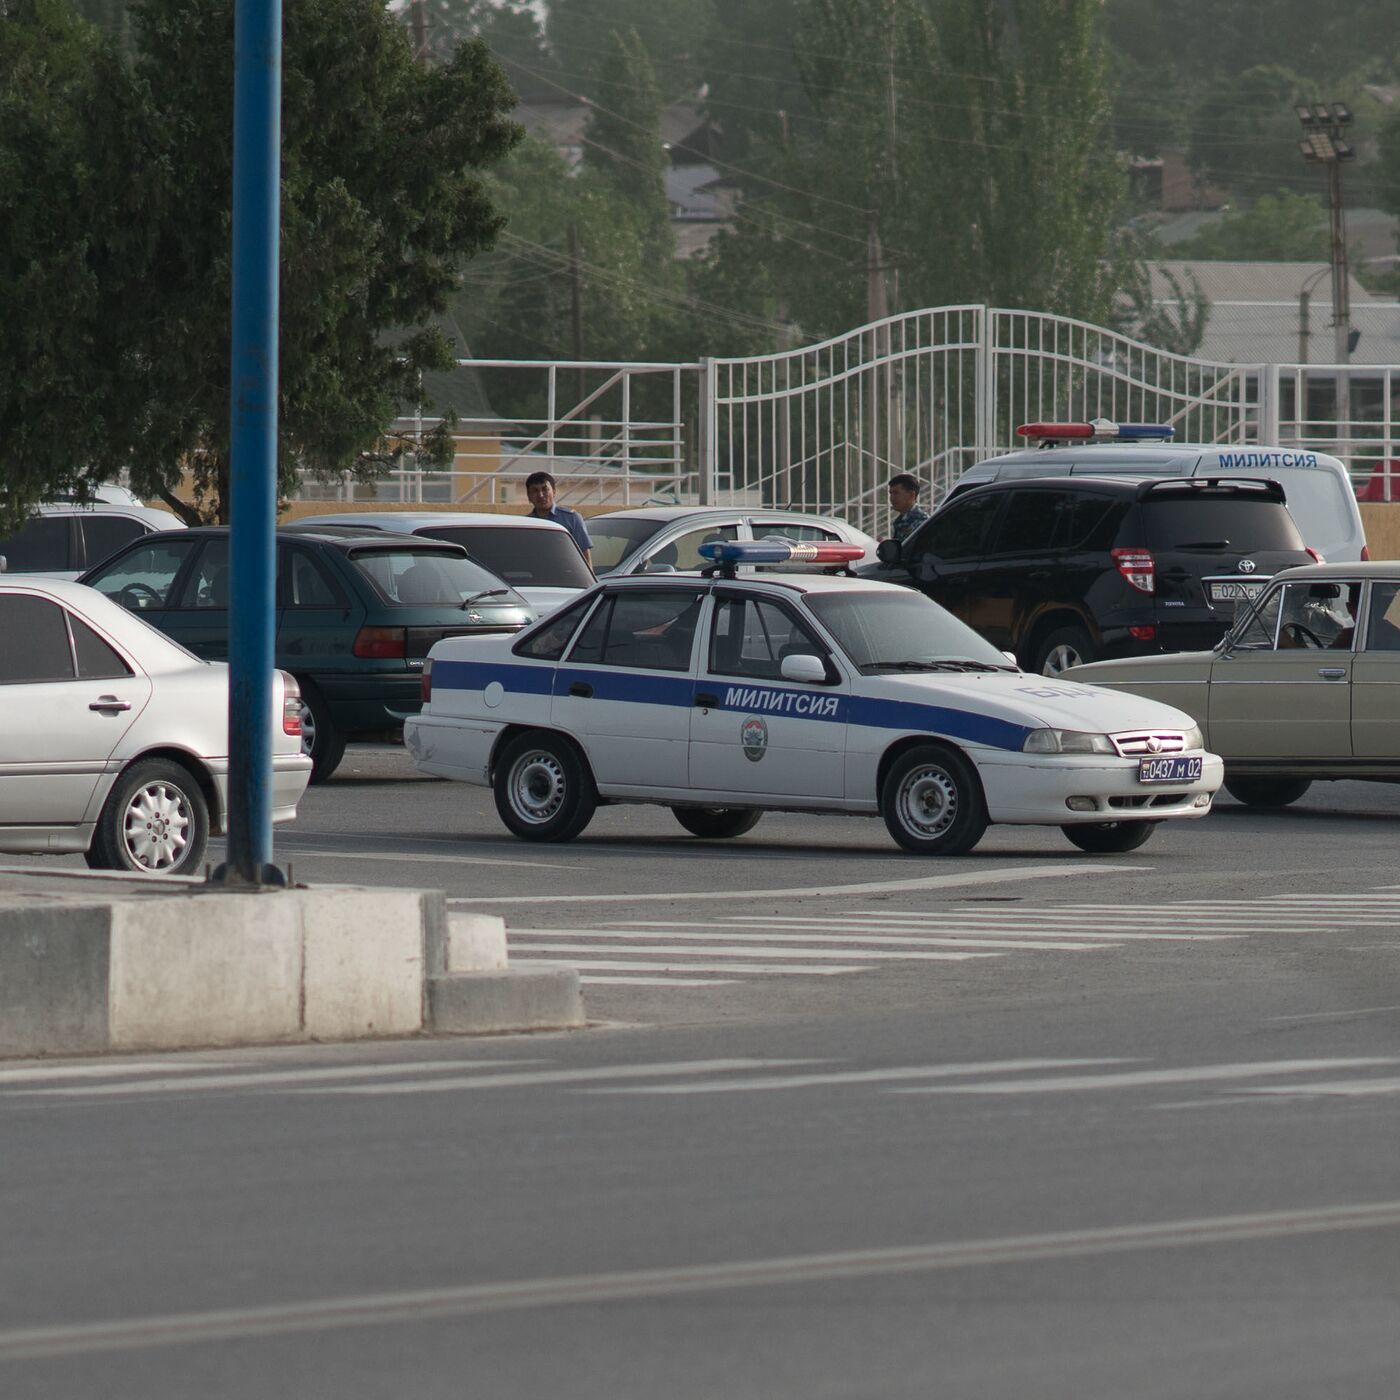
[1208,580,1265,603]
[1138,755,1203,784]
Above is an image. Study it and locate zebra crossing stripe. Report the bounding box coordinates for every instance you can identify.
[511,938,1067,960]
[510,928,1112,951]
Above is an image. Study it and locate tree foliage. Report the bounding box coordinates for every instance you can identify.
[0,0,520,526]
[1173,192,1331,261]
[0,0,161,532]
[684,0,1126,343]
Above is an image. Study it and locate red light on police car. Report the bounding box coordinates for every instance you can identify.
[1016,423,1096,440]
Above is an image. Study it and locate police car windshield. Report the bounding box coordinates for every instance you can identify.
[805,591,1012,672]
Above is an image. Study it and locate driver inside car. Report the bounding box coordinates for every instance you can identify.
[1276,582,1360,649]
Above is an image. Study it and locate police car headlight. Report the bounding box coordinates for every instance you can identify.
[1181,724,1204,751]
[1022,728,1116,755]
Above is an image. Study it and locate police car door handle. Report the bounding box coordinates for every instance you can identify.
[88,696,133,713]
[568,681,594,698]
[1317,667,1347,679]
[695,692,719,708]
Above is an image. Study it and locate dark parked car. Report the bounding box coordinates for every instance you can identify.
[79,527,534,780]
[863,476,1317,674]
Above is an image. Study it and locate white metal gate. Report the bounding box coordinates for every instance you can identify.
[296,306,1400,520]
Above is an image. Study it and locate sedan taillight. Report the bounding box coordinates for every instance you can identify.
[352,626,407,659]
[280,672,302,737]
[421,658,433,704]
[1111,547,1155,594]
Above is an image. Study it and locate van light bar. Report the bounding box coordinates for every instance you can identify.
[1016,420,1175,442]
[698,540,866,565]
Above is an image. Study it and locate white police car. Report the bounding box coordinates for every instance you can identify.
[405,541,1222,855]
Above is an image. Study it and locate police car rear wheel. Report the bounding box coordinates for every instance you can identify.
[881,745,988,856]
[1060,820,1159,853]
[672,807,763,839]
[495,734,597,842]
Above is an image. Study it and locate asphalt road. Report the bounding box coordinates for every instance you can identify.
[4,747,1400,1398]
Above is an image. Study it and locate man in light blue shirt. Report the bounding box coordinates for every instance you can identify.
[525,470,593,568]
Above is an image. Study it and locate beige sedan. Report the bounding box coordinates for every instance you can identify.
[1069,562,1400,807]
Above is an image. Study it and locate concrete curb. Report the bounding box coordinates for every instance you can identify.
[0,874,584,1057]
[428,966,584,1035]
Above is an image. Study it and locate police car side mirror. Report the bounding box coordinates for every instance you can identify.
[876,539,901,566]
[780,653,829,685]
[0,555,6,574]
[1002,650,1019,668]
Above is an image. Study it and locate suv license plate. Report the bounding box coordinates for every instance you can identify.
[1209,580,1265,603]
[1139,755,1203,784]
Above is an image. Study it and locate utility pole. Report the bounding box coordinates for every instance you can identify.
[567,222,585,409]
[409,0,428,60]
[1297,102,1357,445]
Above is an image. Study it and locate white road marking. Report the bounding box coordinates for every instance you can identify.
[1242,1077,1400,1097]
[1267,1006,1400,1023]
[447,862,1145,905]
[511,941,1004,963]
[529,959,888,974]
[299,1058,829,1096]
[889,1058,1400,1096]
[8,1060,550,1098]
[664,918,1235,943]
[580,976,738,987]
[282,849,583,869]
[852,909,1326,927]
[0,1059,243,1084]
[7,1200,1400,1359]
[513,928,1112,952]
[582,1058,1133,1096]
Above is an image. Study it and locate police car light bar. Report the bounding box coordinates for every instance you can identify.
[1016,420,1175,443]
[697,540,866,566]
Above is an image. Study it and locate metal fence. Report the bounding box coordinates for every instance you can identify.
[294,307,1400,527]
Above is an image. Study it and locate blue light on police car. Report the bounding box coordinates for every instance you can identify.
[698,540,867,565]
[1017,420,1174,443]
[1115,423,1175,441]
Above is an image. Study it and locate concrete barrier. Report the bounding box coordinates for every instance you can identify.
[0,879,583,1057]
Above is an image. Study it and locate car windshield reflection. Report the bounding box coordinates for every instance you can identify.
[805,591,1015,672]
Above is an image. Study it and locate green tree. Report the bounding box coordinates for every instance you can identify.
[1185,65,1312,199]
[547,0,715,102]
[1173,191,1331,261]
[0,0,161,533]
[582,28,673,257]
[415,0,562,100]
[694,0,1127,344]
[135,0,516,521]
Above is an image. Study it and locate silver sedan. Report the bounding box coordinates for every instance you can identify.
[0,576,311,874]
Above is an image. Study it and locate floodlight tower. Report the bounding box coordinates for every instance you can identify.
[1297,101,1357,435]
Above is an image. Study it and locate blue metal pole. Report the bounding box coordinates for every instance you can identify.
[224,0,282,885]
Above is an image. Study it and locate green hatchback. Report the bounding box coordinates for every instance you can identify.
[79,526,535,780]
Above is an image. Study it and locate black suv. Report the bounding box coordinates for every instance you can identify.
[78,527,534,779]
[865,476,1315,674]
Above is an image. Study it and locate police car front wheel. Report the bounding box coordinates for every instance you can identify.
[494,733,597,842]
[672,807,763,839]
[1060,820,1159,853]
[881,744,988,856]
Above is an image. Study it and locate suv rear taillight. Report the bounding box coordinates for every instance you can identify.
[1305,546,1325,563]
[421,658,433,704]
[280,672,302,737]
[1361,544,1371,561]
[1111,547,1155,594]
[352,626,407,659]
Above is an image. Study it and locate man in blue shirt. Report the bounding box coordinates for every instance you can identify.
[525,470,593,569]
[887,472,929,544]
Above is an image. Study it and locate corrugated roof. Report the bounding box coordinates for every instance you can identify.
[1143,260,1400,366]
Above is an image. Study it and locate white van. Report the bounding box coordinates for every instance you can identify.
[948,426,1366,562]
